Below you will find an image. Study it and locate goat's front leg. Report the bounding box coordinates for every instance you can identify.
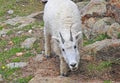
[44,27,51,58]
[60,56,69,76]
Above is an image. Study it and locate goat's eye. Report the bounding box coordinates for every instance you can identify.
[62,48,65,51]
[74,45,76,49]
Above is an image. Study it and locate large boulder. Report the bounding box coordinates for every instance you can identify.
[82,17,120,39]
[79,0,107,16]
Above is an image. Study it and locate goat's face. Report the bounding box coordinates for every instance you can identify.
[60,40,80,71]
[53,31,82,71]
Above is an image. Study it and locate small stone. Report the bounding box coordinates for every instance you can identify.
[22,5,25,7]
[16,52,24,57]
[0,29,9,37]
[8,41,14,45]
[33,54,44,62]
[4,48,8,51]
[21,37,36,49]
[17,31,23,35]
[6,62,28,68]
[28,29,32,33]
[0,74,3,82]
[107,22,120,39]
[41,51,44,54]
[7,10,14,14]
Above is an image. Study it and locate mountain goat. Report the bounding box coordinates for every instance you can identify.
[43,0,82,76]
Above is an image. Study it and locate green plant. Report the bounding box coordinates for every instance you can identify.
[87,61,112,71]
[40,21,44,27]
[11,36,27,45]
[83,33,111,46]
[12,57,21,62]
[0,67,21,81]
[15,75,33,83]
[0,47,24,63]
[103,80,112,83]
[0,26,3,30]
[24,52,34,57]
[6,30,14,35]
[0,40,7,48]
[118,33,120,39]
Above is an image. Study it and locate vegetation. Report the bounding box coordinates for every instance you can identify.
[0,0,43,20]
[0,0,44,82]
[83,33,111,46]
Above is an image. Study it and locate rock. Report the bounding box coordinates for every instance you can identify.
[8,41,14,45]
[6,62,28,68]
[0,29,9,37]
[82,17,96,39]
[83,17,116,39]
[77,1,89,11]
[33,54,44,62]
[92,17,114,35]
[83,39,120,55]
[80,0,107,16]
[107,23,120,39]
[29,76,103,83]
[17,31,24,35]
[106,0,120,24]
[16,52,24,57]
[0,74,3,83]
[28,29,33,34]
[21,38,36,49]
[29,76,76,83]
[7,10,14,14]
[4,16,35,28]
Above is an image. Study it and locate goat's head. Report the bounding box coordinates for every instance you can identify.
[53,30,82,71]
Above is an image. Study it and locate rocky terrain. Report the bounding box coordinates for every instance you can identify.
[0,0,120,83]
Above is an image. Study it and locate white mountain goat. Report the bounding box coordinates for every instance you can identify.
[43,0,82,76]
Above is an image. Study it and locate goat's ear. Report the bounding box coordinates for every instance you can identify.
[52,36,60,43]
[75,31,82,41]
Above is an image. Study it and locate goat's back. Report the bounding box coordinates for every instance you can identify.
[43,0,81,37]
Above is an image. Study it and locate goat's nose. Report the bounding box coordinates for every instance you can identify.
[70,63,76,67]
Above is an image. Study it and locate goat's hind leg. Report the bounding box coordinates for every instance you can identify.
[44,27,51,58]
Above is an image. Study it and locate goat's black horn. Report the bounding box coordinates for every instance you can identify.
[70,29,73,41]
[59,32,65,44]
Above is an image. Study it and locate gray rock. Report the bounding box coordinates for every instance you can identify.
[0,29,9,37]
[33,54,44,62]
[28,29,33,34]
[107,23,120,39]
[29,76,103,83]
[79,0,106,16]
[0,74,3,82]
[5,16,35,28]
[7,10,14,14]
[92,17,111,34]
[21,38,36,49]
[6,62,28,68]
[17,31,24,35]
[83,17,116,39]
[83,39,120,56]
[29,76,76,83]
[77,1,89,11]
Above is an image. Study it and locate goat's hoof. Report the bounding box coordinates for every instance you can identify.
[61,73,68,77]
